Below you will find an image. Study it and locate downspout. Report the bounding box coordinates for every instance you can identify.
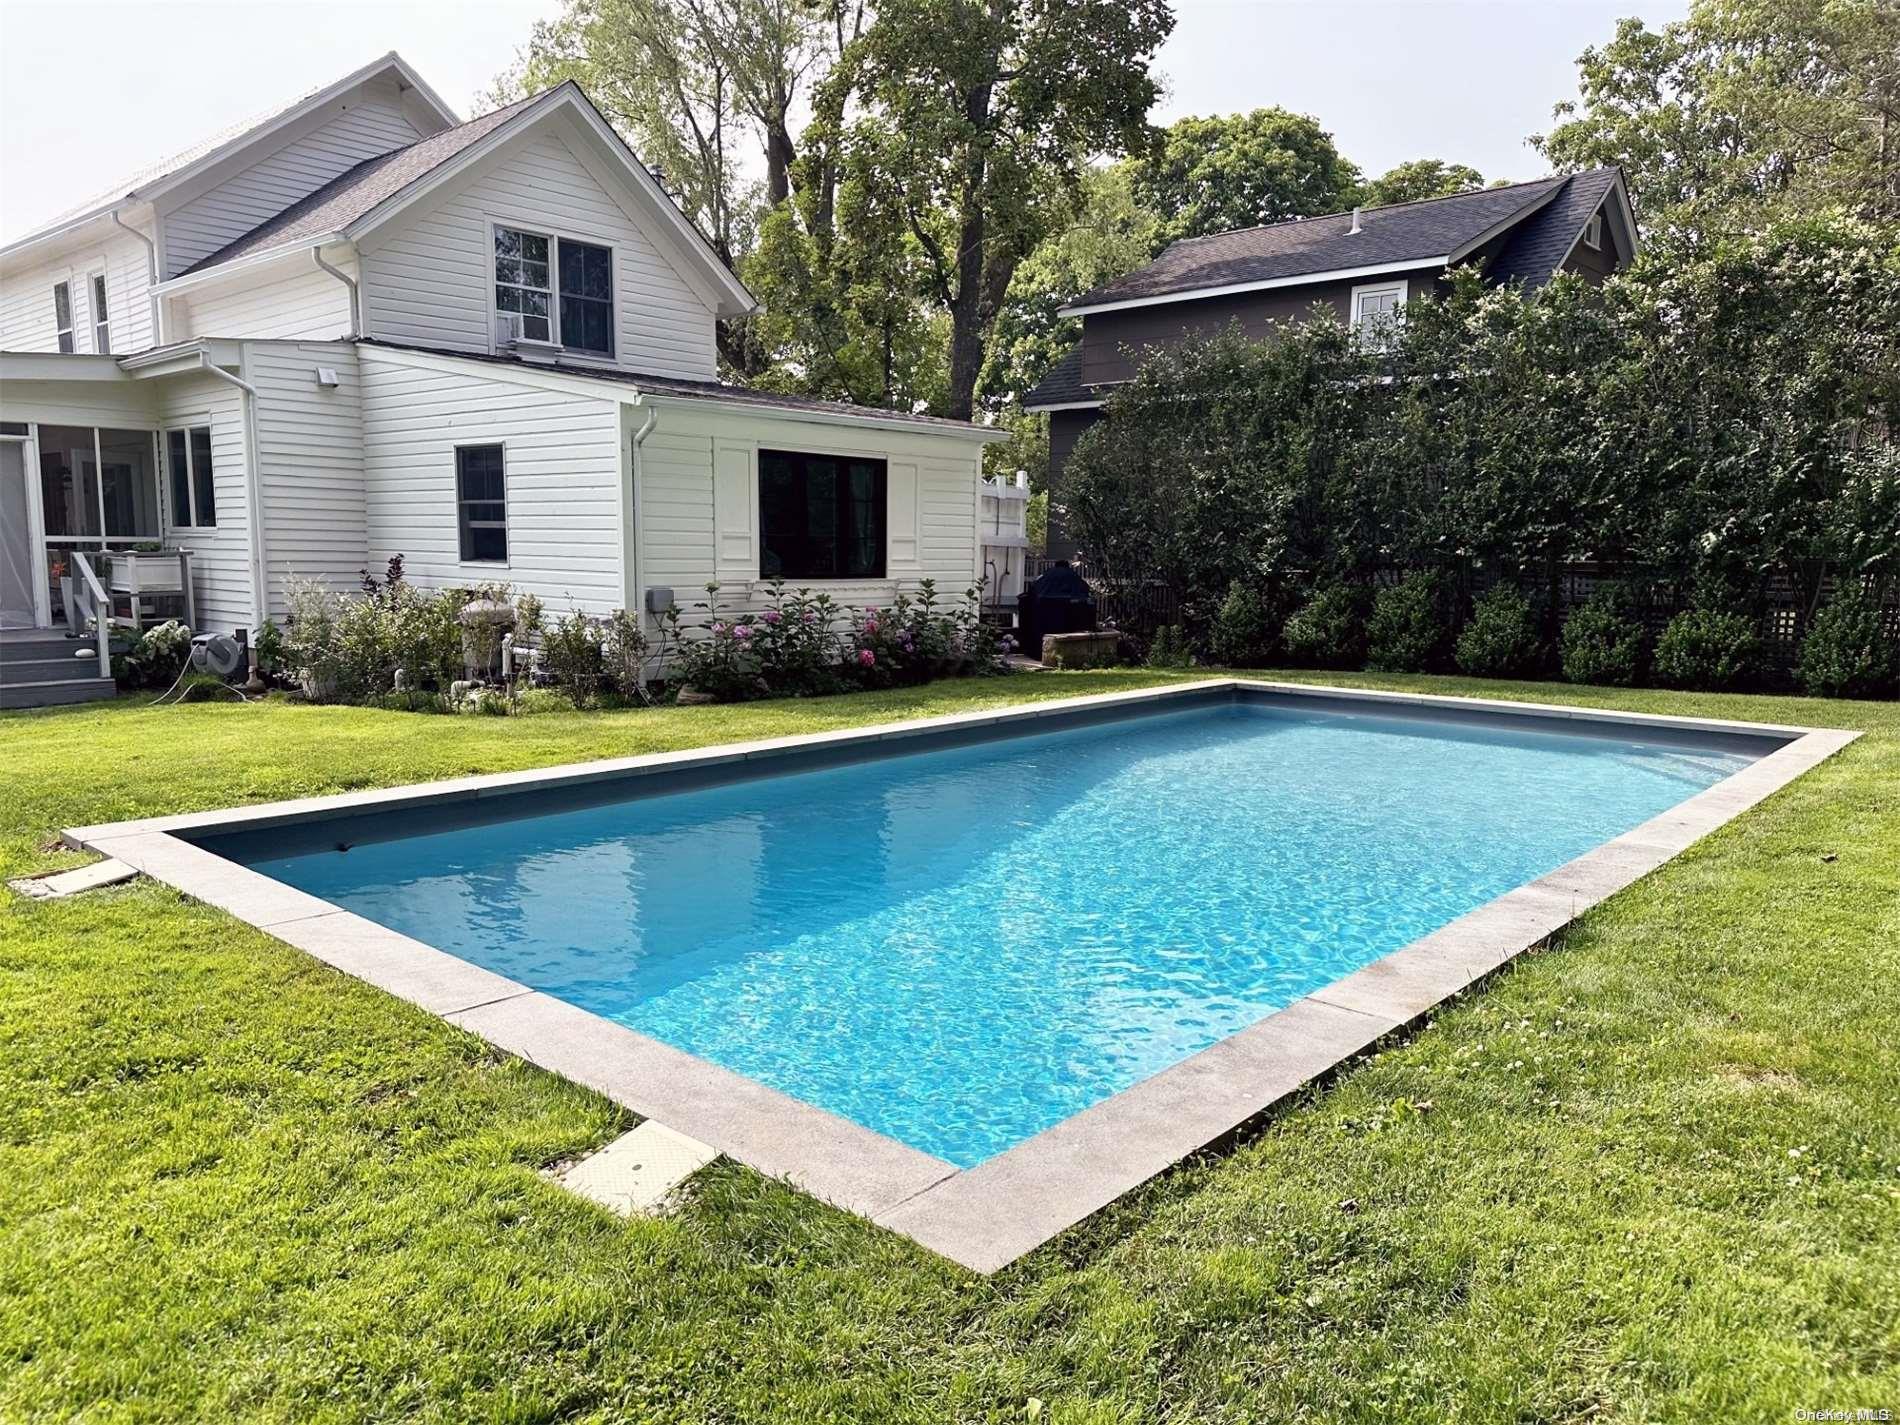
[110,208,163,346]
[197,350,269,635]
[630,398,659,680]
[312,246,360,336]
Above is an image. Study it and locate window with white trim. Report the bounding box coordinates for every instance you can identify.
[90,273,110,354]
[1349,279,1407,347]
[456,444,508,562]
[52,281,74,353]
[1582,212,1604,250]
[494,227,553,341]
[166,426,216,527]
[493,225,614,355]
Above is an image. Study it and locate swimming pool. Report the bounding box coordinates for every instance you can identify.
[78,681,1844,1269]
[212,694,1752,1166]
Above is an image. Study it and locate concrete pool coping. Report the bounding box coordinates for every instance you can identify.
[64,679,1859,1273]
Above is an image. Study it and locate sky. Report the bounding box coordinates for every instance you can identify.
[0,0,1691,244]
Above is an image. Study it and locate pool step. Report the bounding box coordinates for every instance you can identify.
[9,858,140,900]
[550,1120,719,1217]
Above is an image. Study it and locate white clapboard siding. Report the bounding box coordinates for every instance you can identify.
[155,371,253,635]
[177,256,355,340]
[0,220,158,354]
[161,81,423,278]
[360,126,719,380]
[246,341,366,609]
[633,403,986,629]
[358,349,624,612]
[0,379,158,431]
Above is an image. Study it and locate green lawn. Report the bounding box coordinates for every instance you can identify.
[2,671,1896,1424]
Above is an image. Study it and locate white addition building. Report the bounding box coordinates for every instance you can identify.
[0,53,1004,688]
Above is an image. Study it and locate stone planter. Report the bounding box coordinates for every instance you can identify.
[1041,630,1122,669]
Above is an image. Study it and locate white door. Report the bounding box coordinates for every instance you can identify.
[0,442,36,629]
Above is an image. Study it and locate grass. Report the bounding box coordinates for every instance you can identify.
[1,669,1896,1423]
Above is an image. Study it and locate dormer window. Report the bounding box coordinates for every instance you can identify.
[1583,212,1604,250]
[493,225,615,357]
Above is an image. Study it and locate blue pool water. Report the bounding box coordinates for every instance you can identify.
[234,700,1756,1166]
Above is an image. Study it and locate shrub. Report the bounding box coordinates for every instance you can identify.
[540,611,608,702]
[1282,585,1367,669]
[515,688,577,715]
[1455,583,1541,678]
[284,579,346,699]
[253,618,286,678]
[599,608,651,697]
[1146,624,1192,669]
[116,619,194,689]
[1210,580,1283,667]
[1653,608,1759,690]
[1799,584,1900,698]
[1560,594,1647,687]
[1365,572,1451,673]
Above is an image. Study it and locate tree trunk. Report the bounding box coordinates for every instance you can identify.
[944,76,996,422]
[765,120,796,206]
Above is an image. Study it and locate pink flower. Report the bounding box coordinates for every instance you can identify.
[858,648,876,667]
[733,624,753,640]
[762,609,782,624]
[863,617,879,634]
[710,621,727,636]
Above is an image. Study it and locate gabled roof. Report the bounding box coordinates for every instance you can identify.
[1485,168,1630,289]
[1061,173,1628,316]
[0,53,458,260]
[176,92,543,274]
[166,82,757,319]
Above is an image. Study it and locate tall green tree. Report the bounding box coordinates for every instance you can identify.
[1536,0,1900,230]
[832,0,1173,421]
[1357,159,1485,207]
[1130,109,1361,246]
[978,162,1160,411]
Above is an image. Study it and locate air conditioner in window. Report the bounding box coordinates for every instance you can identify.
[494,313,521,350]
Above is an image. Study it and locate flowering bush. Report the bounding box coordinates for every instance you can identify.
[662,579,1004,702]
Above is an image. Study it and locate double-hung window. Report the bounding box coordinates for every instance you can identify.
[52,281,74,352]
[90,273,110,354]
[493,225,614,355]
[494,227,552,342]
[456,445,507,563]
[759,449,887,581]
[166,426,216,527]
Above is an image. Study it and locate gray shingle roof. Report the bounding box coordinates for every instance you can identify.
[179,92,545,275]
[1068,176,1587,309]
[356,340,1000,434]
[1484,169,1622,289]
[1021,347,1098,409]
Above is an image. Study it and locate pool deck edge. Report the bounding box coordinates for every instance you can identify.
[61,682,1861,1275]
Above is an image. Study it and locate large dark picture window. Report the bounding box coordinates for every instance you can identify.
[759,449,886,580]
[456,445,508,562]
[557,238,614,356]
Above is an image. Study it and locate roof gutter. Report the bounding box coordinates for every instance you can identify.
[195,349,271,634]
[1059,256,1453,319]
[155,235,348,295]
[111,208,164,346]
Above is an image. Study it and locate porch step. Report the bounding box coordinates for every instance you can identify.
[4,655,105,683]
[1,634,84,661]
[0,677,117,710]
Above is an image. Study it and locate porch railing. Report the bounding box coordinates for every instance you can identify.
[67,551,112,680]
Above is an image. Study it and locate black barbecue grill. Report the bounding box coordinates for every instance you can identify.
[1016,561,1098,658]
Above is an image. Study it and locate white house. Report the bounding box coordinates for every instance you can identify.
[0,54,1004,701]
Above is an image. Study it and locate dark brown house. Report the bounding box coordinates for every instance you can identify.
[1024,168,1638,554]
